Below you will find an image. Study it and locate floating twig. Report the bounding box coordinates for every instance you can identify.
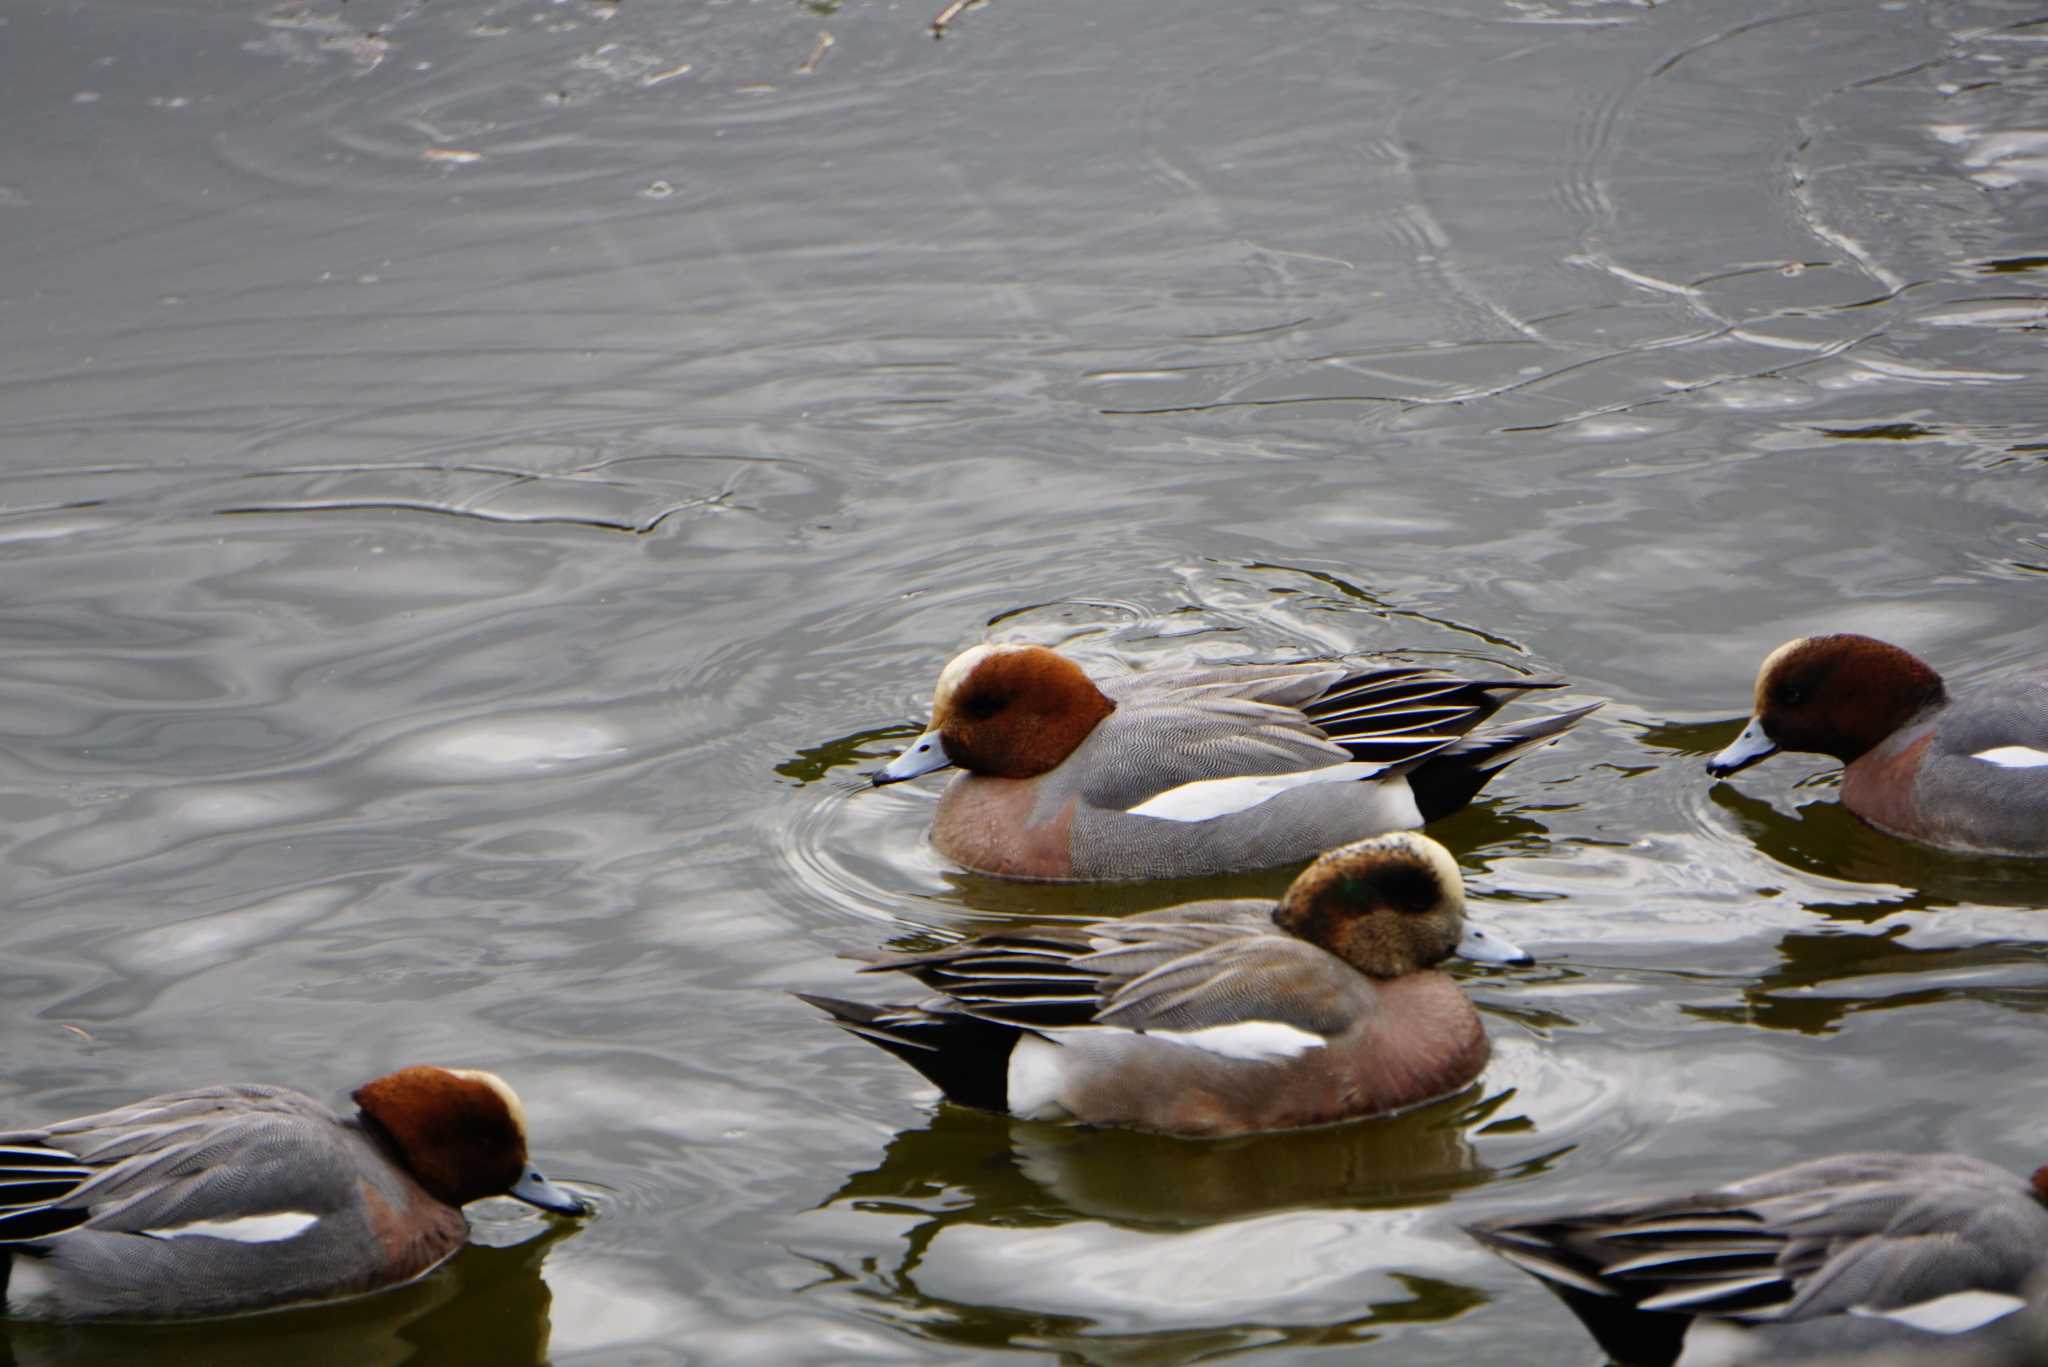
[797,30,833,74]
[930,0,986,39]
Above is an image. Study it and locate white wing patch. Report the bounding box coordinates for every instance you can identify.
[1003,1022,1326,1119]
[1127,762,1399,822]
[1850,1289,2027,1334]
[140,1211,320,1243]
[1972,745,2048,768]
[1146,1021,1327,1060]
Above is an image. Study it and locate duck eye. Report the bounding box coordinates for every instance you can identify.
[959,693,1002,721]
[1776,684,1807,706]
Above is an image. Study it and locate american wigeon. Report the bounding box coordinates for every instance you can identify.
[1469,1150,2048,1366]
[0,1066,587,1320]
[1707,634,2048,856]
[872,643,1599,880]
[800,832,1531,1137]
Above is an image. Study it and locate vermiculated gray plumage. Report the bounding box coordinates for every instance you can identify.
[1470,1151,2048,1366]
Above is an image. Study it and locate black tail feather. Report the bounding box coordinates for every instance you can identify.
[1408,701,1601,822]
[1466,1220,1704,1367]
[796,993,1019,1114]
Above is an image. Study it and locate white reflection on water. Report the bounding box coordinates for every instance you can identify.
[912,1209,1446,1328]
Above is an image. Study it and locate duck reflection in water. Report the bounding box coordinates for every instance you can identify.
[0,1222,578,1367]
[825,1087,1507,1229]
[799,1093,1528,1361]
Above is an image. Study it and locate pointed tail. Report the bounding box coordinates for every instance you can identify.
[1407,700,1601,823]
[795,993,1017,1112]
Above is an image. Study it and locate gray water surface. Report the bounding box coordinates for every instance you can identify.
[3,0,2047,1362]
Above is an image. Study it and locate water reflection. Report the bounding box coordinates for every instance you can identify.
[1709,785,2048,912]
[807,1098,1513,1360]
[0,1223,574,1367]
[829,1091,1503,1228]
[1686,926,2048,1037]
[12,0,2048,1361]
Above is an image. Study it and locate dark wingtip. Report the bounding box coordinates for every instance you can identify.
[793,991,867,1020]
[1462,1219,1509,1247]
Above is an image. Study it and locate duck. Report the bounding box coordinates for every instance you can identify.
[0,1065,587,1320]
[799,832,1531,1137]
[872,643,1599,880]
[1469,1149,2048,1366]
[1706,634,2048,856]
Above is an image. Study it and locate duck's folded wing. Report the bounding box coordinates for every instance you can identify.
[0,1087,356,1242]
[1300,667,1563,764]
[1096,665,1565,814]
[1083,929,1365,1042]
[854,924,1126,1029]
[854,905,1363,1042]
[1473,1152,2048,1323]
[1728,1154,2048,1319]
[0,1142,98,1240]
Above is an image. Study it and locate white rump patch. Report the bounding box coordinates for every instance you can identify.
[1674,1320,1755,1367]
[140,1211,320,1244]
[1973,745,2048,768]
[1850,1289,2027,1335]
[1127,762,1404,823]
[1006,1034,1074,1122]
[1147,1020,1326,1061]
[4,1254,58,1314]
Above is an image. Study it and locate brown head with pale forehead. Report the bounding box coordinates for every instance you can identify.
[927,644,1117,779]
[353,1066,585,1215]
[1271,832,1526,977]
[1744,634,1947,764]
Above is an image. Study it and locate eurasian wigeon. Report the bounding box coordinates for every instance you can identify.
[873,643,1600,880]
[1470,1150,2048,1366]
[0,1066,587,1320]
[800,832,1531,1137]
[1707,634,2048,856]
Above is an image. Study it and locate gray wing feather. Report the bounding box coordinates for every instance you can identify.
[861,901,1368,1039]
[1078,662,1565,813]
[1090,935,1364,1038]
[1477,1152,2048,1323]
[0,1086,361,1241]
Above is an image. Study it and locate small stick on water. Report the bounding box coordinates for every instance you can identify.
[930,0,984,39]
[798,31,833,74]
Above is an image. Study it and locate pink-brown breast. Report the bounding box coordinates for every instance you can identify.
[931,775,1079,879]
[1842,728,1934,841]
[358,1176,470,1290]
[1311,973,1490,1124]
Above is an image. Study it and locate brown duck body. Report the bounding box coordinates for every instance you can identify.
[0,1067,586,1321]
[1709,635,2048,856]
[802,832,1527,1137]
[882,646,1597,882]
